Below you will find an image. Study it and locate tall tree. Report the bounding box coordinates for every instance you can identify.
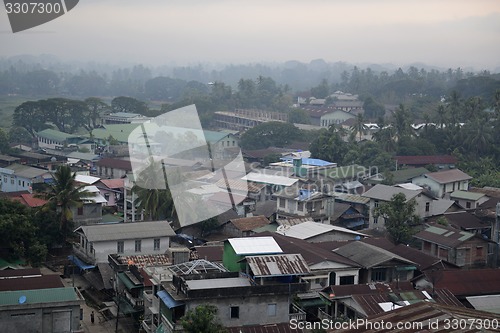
[13,101,47,136]
[375,193,420,244]
[351,113,366,141]
[84,97,108,129]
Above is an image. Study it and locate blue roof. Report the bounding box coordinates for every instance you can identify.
[157,290,184,308]
[281,157,334,167]
[68,255,95,270]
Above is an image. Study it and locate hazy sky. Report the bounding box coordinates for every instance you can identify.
[1,0,500,69]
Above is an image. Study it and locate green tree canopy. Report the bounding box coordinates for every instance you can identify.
[180,304,227,333]
[239,121,301,150]
[374,193,420,244]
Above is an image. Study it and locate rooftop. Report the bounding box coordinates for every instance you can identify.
[333,241,415,268]
[0,287,82,307]
[362,184,421,202]
[0,163,52,179]
[423,268,500,297]
[186,277,250,290]
[229,215,270,232]
[95,158,132,171]
[246,254,310,277]
[242,172,298,187]
[36,128,79,141]
[275,221,368,240]
[414,225,476,248]
[75,220,175,242]
[424,168,472,184]
[228,236,283,255]
[390,167,429,183]
[450,190,486,201]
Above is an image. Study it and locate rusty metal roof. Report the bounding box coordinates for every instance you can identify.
[246,254,310,277]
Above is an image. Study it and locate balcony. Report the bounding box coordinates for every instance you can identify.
[161,314,184,333]
[124,289,144,309]
[289,303,306,322]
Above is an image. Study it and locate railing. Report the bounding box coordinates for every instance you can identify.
[161,314,184,333]
[141,318,153,333]
[318,307,332,321]
[143,290,153,304]
[289,303,306,322]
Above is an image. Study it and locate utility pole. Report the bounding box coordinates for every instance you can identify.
[115,292,121,333]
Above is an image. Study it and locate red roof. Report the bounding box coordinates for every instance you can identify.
[394,155,457,166]
[99,178,124,189]
[96,158,132,171]
[11,193,47,208]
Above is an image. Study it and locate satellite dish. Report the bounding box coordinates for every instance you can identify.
[18,295,27,304]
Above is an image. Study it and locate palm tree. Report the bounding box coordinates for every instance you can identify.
[392,104,412,141]
[351,113,366,141]
[41,165,95,234]
[132,158,175,221]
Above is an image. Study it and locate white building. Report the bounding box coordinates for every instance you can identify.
[73,221,176,264]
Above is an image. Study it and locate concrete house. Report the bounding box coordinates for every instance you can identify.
[319,109,355,127]
[0,163,52,192]
[95,178,124,207]
[412,169,472,198]
[73,220,176,265]
[362,184,435,229]
[413,225,490,268]
[275,188,335,223]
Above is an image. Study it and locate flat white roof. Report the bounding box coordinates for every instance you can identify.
[242,172,298,187]
[75,174,100,184]
[396,183,423,191]
[276,221,368,240]
[228,236,283,255]
[186,277,250,290]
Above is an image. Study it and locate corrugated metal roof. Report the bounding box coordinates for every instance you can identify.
[425,168,472,184]
[333,241,415,268]
[228,237,283,255]
[450,190,486,201]
[246,254,310,277]
[329,301,500,333]
[276,221,368,240]
[76,220,175,242]
[0,287,80,306]
[230,215,270,232]
[75,174,100,185]
[362,184,421,202]
[227,323,304,333]
[466,295,500,314]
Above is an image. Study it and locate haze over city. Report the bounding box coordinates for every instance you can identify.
[1,0,500,70]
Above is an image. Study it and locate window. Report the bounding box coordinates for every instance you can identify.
[476,246,483,257]
[466,201,471,209]
[117,241,124,253]
[279,198,286,208]
[11,177,14,184]
[267,304,277,316]
[425,202,430,212]
[154,238,161,251]
[374,200,379,208]
[438,247,449,259]
[297,202,304,211]
[77,206,83,215]
[373,217,378,224]
[232,141,235,146]
[339,275,355,285]
[18,180,21,186]
[135,240,141,252]
[3,176,6,183]
[230,306,239,319]
[371,268,386,281]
